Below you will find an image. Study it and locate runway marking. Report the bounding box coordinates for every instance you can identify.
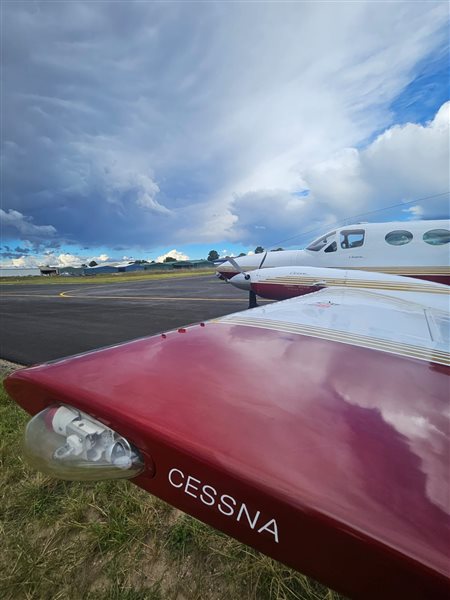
[1,293,67,299]
[58,291,268,302]
[2,290,272,303]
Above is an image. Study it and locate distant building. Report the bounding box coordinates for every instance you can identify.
[141,260,212,272]
[116,262,146,273]
[83,261,154,274]
[172,259,213,270]
[58,266,86,276]
[40,266,59,276]
[0,267,41,277]
[142,262,174,271]
[84,264,119,275]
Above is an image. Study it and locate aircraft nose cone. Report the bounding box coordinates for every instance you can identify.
[229,273,252,291]
[215,261,236,280]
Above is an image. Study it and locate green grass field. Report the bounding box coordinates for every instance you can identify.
[0,269,216,286]
[0,370,344,600]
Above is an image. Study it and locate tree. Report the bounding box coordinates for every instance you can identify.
[89,260,98,267]
[271,247,284,252]
[254,246,264,254]
[164,256,177,263]
[238,252,246,257]
[207,250,219,262]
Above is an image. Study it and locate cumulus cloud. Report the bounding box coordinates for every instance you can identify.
[1,1,448,252]
[11,255,42,268]
[230,102,450,247]
[404,205,425,218]
[2,251,111,269]
[156,249,189,263]
[51,252,111,267]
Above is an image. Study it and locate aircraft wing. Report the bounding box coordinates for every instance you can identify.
[5,288,450,599]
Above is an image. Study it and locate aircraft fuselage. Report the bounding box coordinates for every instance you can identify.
[217,220,450,285]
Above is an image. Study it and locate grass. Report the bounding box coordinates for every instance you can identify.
[0,373,345,600]
[0,269,216,286]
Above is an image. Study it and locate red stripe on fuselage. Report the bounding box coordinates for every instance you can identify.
[253,282,321,300]
[410,273,450,285]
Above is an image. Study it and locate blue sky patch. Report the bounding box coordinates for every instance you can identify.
[389,43,449,126]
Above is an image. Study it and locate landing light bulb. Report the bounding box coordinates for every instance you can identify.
[24,405,144,481]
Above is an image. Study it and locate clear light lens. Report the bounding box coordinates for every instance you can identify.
[24,405,144,481]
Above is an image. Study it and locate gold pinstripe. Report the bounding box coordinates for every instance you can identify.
[212,317,450,366]
[258,276,450,294]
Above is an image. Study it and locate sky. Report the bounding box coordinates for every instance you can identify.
[1,1,449,268]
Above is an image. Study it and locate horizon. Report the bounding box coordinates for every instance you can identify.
[3,211,449,270]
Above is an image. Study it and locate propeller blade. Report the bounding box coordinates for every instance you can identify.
[225,256,250,280]
[258,251,268,270]
[225,256,243,273]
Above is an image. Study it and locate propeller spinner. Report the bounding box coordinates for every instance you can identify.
[225,253,268,309]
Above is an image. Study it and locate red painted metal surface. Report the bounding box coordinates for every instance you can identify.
[5,323,450,599]
[253,276,449,301]
[220,270,239,280]
[415,273,450,285]
[253,282,321,300]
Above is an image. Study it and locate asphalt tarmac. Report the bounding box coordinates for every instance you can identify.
[0,275,258,365]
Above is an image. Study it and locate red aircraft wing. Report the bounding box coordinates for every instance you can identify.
[5,288,450,599]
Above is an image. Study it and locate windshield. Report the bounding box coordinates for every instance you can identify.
[306,231,336,251]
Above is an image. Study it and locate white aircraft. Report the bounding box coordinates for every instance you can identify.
[216,219,450,285]
[229,265,450,306]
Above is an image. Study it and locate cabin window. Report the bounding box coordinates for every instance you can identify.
[306,232,336,252]
[340,229,365,249]
[385,230,413,246]
[324,241,337,253]
[423,229,450,245]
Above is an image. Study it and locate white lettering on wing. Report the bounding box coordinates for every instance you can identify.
[168,468,184,488]
[185,475,200,498]
[167,467,279,543]
[218,494,236,516]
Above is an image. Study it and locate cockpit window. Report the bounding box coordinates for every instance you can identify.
[324,241,337,253]
[385,230,413,246]
[340,229,365,249]
[423,229,450,245]
[306,231,336,251]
